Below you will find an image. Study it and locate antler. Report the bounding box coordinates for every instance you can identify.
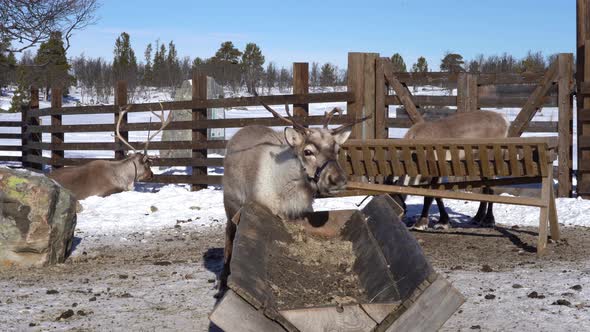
[254,91,308,133]
[323,107,343,128]
[116,106,138,153]
[144,102,172,152]
[331,115,373,134]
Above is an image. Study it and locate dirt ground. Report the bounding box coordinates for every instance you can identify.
[1,223,589,331]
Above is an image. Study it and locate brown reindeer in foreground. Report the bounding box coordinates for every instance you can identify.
[219,98,369,292]
[402,110,509,230]
[49,106,172,200]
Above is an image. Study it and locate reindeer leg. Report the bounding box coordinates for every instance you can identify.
[413,196,433,230]
[217,208,240,298]
[480,187,496,228]
[471,201,487,225]
[433,198,450,230]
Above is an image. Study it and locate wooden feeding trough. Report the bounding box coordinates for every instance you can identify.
[210,195,464,331]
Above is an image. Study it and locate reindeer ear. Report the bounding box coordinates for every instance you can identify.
[284,128,304,147]
[332,127,352,145]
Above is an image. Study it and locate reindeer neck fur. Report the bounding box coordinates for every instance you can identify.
[111,156,140,191]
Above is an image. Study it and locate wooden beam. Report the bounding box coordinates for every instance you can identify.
[375,58,388,139]
[192,72,208,191]
[51,87,64,168]
[383,62,423,124]
[346,181,547,207]
[457,73,478,112]
[292,63,309,118]
[557,54,574,197]
[348,52,379,139]
[114,81,127,160]
[508,61,559,137]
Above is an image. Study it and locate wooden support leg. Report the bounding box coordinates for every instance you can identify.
[549,178,561,241]
[537,166,553,256]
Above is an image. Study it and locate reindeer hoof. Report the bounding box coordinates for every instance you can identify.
[412,218,429,230]
[479,217,495,228]
[433,222,450,230]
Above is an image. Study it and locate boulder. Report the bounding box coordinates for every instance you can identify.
[0,167,77,267]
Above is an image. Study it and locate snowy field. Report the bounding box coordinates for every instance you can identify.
[1,86,589,331]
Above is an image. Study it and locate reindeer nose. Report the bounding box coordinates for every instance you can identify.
[329,173,347,188]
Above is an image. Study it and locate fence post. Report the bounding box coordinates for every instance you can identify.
[293,63,309,119]
[192,71,208,191]
[375,58,388,139]
[28,87,42,171]
[51,87,64,168]
[457,73,478,112]
[557,53,574,197]
[114,81,128,160]
[347,52,378,139]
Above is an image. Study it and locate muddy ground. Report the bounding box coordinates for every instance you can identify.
[1,223,589,331]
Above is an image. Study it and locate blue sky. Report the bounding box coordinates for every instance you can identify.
[67,0,575,70]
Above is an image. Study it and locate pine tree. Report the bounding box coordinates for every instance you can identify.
[319,63,337,88]
[265,62,278,94]
[152,42,166,88]
[310,62,320,90]
[34,31,73,99]
[518,51,545,73]
[440,52,465,73]
[241,43,265,93]
[112,32,138,91]
[212,41,242,64]
[166,40,181,87]
[0,44,17,90]
[143,43,153,86]
[412,57,429,73]
[278,67,291,93]
[391,53,407,72]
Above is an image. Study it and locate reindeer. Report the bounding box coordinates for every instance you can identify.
[48,106,171,200]
[219,98,368,292]
[402,110,509,230]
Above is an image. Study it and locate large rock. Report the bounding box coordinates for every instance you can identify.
[0,168,77,267]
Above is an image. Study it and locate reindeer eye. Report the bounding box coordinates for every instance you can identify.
[304,149,314,156]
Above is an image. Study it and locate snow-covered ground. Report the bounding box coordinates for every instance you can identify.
[1,86,589,331]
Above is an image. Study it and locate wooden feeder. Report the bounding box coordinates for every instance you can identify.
[210,195,464,331]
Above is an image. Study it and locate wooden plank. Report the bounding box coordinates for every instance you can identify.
[210,290,285,332]
[144,175,222,185]
[389,118,558,133]
[415,145,428,176]
[523,145,535,176]
[549,187,560,241]
[0,145,22,151]
[25,140,228,151]
[425,146,438,177]
[391,71,546,85]
[192,72,208,191]
[292,62,309,118]
[343,137,558,148]
[375,58,388,139]
[389,146,403,176]
[348,53,378,139]
[457,73,478,112]
[508,61,559,137]
[385,277,465,332]
[375,146,390,177]
[114,81,128,160]
[24,155,224,167]
[0,133,21,139]
[508,145,521,176]
[346,181,547,207]
[450,145,463,176]
[435,145,449,177]
[28,92,355,117]
[51,87,64,167]
[383,63,423,123]
[478,145,491,177]
[0,156,22,162]
[537,164,553,256]
[0,121,22,127]
[385,95,456,108]
[361,303,401,324]
[493,145,507,176]
[280,305,376,332]
[363,146,377,177]
[557,53,574,197]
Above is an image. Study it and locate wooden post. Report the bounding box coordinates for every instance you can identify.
[347,52,378,139]
[114,81,128,160]
[375,58,388,139]
[292,63,309,119]
[457,73,478,112]
[577,0,590,198]
[28,87,42,171]
[21,99,29,169]
[557,54,574,197]
[51,87,64,168]
[192,72,208,191]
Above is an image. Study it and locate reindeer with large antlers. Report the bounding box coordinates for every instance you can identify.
[48,106,172,200]
[219,97,369,292]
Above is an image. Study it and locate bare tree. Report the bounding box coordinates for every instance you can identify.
[0,0,99,53]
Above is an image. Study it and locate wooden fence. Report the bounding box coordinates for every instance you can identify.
[0,52,575,197]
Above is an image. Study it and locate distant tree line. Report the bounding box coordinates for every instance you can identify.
[389,51,559,74]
